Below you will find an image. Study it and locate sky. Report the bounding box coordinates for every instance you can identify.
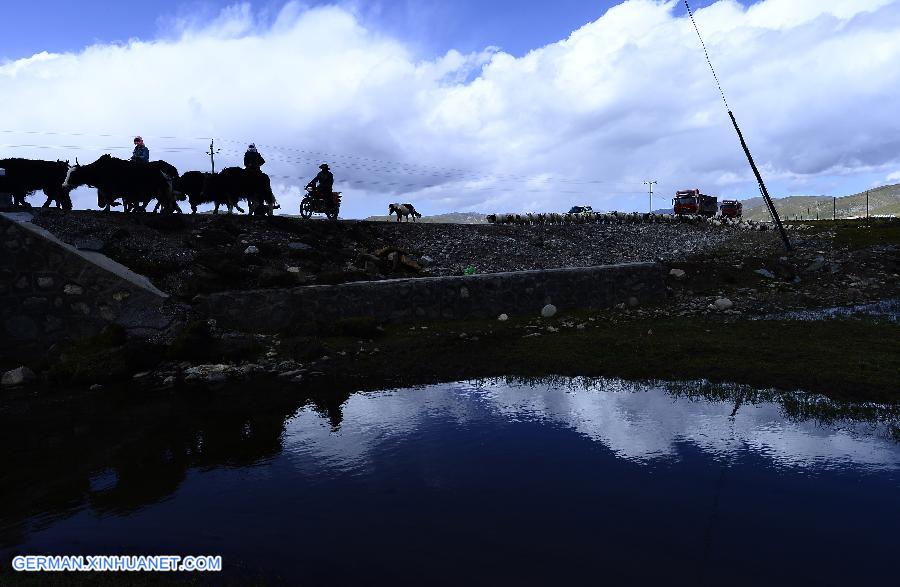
[1,0,898,218]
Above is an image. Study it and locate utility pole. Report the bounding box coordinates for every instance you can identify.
[644,180,657,213]
[206,139,221,174]
[833,196,836,221]
[866,190,869,221]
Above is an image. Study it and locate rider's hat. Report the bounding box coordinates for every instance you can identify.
[134,136,143,144]
[320,163,329,169]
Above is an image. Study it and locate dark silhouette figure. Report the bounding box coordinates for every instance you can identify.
[243,144,265,171]
[306,163,333,201]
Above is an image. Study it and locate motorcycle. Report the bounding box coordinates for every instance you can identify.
[299,186,341,220]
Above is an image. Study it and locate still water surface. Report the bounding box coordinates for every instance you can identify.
[3,378,898,585]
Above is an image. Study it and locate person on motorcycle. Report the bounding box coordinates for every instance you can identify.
[244,143,265,172]
[306,163,333,201]
[131,136,149,163]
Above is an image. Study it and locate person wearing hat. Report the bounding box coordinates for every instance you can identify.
[306,163,334,201]
[244,143,265,172]
[131,136,149,163]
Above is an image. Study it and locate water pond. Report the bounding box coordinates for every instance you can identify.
[2,378,898,585]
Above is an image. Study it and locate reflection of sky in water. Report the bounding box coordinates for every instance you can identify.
[285,380,899,472]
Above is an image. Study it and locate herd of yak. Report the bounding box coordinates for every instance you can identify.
[0,156,277,215]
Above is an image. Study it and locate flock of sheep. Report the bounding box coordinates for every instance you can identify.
[486,211,770,230]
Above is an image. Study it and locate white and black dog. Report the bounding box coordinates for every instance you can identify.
[388,202,422,222]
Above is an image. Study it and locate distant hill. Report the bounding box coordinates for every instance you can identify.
[365,211,488,224]
[742,184,900,221]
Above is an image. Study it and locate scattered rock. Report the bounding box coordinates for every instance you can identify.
[628,296,640,308]
[541,304,557,318]
[2,366,36,388]
[714,298,734,311]
[288,242,313,251]
[244,246,259,255]
[754,269,776,279]
[498,313,509,321]
[669,268,686,279]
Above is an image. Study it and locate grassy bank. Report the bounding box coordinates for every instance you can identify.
[313,313,899,403]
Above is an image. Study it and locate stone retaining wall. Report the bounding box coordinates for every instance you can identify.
[201,262,666,333]
[0,213,172,361]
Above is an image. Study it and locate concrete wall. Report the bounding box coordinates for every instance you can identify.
[0,213,172,360]
[200,262,666,333]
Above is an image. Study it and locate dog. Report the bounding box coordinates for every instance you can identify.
[388,202,422,222]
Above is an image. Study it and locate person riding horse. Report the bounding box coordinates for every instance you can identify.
[306,163,333,201]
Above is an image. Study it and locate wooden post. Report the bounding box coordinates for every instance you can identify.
[833,197,836,221]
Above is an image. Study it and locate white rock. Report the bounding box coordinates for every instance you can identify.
[669,269,686,279]
[498,314,509,321]
[714,298,734,311]
[2,366,36,388]
[541,304,557,318]
[754,269,776,279]
[244,246,259,255]
[287,266,301,273]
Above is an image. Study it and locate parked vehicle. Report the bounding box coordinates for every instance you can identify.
[719,200,743,218]
[673,189,717,217]
[567,205,594,215]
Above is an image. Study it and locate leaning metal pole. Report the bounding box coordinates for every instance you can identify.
[728,111,792,251]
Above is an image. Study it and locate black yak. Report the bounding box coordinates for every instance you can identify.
[63,154,175,213]
[388,203,422,222]
[201,167,277,216]
[0,158,73,210]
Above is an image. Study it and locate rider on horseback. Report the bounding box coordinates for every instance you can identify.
[306,163,333,201]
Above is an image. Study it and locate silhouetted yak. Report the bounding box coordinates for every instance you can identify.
[201,167,277,215]
[63,154,176,213]
[0,158,73,209]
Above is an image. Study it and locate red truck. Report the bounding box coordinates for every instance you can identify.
[719,200,743,218]
[673,189,717,217]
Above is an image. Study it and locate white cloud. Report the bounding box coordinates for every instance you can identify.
[2,0,900,217]
[283,379,899,471]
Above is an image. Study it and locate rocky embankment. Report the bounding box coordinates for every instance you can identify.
[4,211,898,398]
[29,209,784,299]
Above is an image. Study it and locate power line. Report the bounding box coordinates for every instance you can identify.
[683,0,730,111]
